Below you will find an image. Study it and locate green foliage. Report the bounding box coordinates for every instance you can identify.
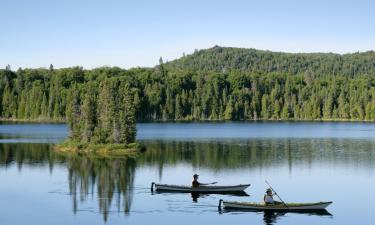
[65,79,137,145]
[1,46,375,128]
[166,46,375,76]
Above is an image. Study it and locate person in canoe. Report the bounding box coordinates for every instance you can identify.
[264,188,281,205]
[192,174,217,187]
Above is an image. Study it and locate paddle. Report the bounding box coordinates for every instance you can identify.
[265,180,289,209]
[200,181,217,186]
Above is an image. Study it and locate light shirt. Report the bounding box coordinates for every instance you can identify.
[264,195,274,203]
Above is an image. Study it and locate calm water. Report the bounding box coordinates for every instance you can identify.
[0,122,374,225]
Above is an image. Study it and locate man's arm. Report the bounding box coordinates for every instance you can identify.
[197,182,217,186]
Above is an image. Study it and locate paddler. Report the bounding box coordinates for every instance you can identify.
[264,188,281,205]
[192,174,217,187]
[192,174,200,187]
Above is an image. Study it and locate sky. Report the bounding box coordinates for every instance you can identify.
[1,0,374,69]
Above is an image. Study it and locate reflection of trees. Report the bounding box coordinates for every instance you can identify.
[0,144,136,222]
[3,139,374,174]
[0,143,63,172]
[1,138,375,221]
[65,154,136,222]
[138,139,375,172]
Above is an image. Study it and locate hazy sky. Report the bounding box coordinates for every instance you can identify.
[1,0,374,69]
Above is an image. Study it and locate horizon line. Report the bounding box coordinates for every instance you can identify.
[2,45,375,71]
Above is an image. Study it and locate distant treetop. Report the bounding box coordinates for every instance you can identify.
[165,46,375,77]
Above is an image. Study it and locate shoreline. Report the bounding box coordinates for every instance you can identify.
[1,118,374,124]
[54,140,145,157]
[0,118,65,123]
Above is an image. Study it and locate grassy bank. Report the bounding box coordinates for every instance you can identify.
[54,140,145,157]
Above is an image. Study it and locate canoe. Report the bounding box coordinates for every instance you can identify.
[219,200,332,211]
[151,182,250,193]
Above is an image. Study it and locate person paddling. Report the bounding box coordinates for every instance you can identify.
[192,174,217,187]
[264,188,281,205]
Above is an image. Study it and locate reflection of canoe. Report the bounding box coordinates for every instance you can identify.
[219,200,332,211]
[190,191,250,202]
[151,183,250,193]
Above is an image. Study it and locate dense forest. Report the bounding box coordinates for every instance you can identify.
[1,46,375,128]
[66,78,137,145]
[167,46,375,76]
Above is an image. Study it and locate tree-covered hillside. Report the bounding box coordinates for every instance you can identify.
[166,46,375,76]
[1,46,375,125]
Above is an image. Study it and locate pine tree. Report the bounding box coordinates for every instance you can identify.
[261,94,269,119]
[81,83,97,143]
[273,99,280,119]
[41,93,48,119]
[66,84,81,140]
[281,101,290,119]
[323,94,333,119]
[96,80,115,143]
[338,90,349,119]
[175,94,182,120]
[17,91,26,119]
[224,97,234,120]
[119,86,136,144]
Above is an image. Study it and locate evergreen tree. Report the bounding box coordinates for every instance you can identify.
[223,97,234,120]
[66,84,81,140]
[81,83,97,143]
[119,85,136,144]
[96,80,115,143]
[175,94,182,120]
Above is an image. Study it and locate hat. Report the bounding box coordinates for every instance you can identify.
[193,174,199,178]
[266,188,272,193]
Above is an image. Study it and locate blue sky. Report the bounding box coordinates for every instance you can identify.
[1,0,374,69]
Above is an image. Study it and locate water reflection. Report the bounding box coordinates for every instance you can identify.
[139,139,375,171]
[0,143,64,171]
[0,143,135,222]
[3,139,375,172]
[262,210,332,225]
[263,211,282,225]
[64,153,136,221]
[1,137,374,222]
[153,191,249,203]
[219,209,332,225]
[190,192,250,203]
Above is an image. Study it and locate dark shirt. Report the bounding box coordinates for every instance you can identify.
[192,180,200,187]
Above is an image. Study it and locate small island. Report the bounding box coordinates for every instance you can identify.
[55,78,142,156]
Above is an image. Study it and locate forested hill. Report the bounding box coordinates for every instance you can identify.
[166,46,375,76]
[1,46,375,123]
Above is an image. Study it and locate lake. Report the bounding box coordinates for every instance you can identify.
[0,121,374,225]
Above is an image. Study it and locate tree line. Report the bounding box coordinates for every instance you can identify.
[1,46,375,128]
[167,46,375,77]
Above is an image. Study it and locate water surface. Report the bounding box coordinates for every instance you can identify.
[0,122,374,225]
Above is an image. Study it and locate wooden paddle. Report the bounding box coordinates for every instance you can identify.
[265,180,289,209]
